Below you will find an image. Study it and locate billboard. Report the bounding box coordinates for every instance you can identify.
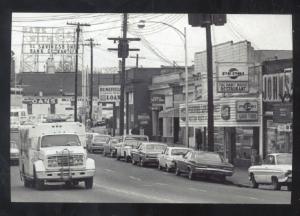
[217,62,249,93]
[99,85,120,103]
[21,27,83,72]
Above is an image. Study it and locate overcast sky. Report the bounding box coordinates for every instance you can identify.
[11,13,293,73]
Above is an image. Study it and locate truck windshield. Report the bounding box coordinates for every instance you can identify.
[41,135,81,147]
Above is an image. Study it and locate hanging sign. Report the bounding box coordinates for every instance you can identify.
[217,62,249,93]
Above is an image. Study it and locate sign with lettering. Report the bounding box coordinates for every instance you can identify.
[236,100,258,121]
[217,62,249,93]
[99,85,120,102]
[151,94,165,106]
[23,97,58,104]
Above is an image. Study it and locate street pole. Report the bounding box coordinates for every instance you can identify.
[184,27,189,148]
[206,23,214,152]
[89,39,93,123]
[67,22,90,122]
[120,13,128,136]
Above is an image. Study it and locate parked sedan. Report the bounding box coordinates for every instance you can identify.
[116,139,142,162]
[175,150,234,182]
[87,134,111,153]
[248,153,292,190]
[158,147,192,172]
[10,141,19,165]
[131,142,168,167]
[103,136,121,157]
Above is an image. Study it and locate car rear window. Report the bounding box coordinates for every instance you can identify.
[194,152,223,163]
[125,136,148,141]
[171,149,190,156]
[277,154,292,165]
[146,144,166,152]
[94,136,109,143]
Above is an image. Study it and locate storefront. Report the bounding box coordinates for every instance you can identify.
[179,97,262,167]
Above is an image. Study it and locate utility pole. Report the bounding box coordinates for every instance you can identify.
[188,14,226,152]
[67,22,90,122]
[107,13,140,135]
[84,38,100,125]
[129,54,146,68]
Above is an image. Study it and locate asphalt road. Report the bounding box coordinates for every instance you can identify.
[11,153,291,203]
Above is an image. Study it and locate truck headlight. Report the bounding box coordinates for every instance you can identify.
[73,155,84,166]
[48,159,58,167]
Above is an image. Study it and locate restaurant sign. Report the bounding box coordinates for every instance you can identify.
[217,62,249,93]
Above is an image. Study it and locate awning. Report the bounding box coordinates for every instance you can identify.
[159,107,180,118]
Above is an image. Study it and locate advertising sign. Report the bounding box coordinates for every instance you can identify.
[99,85,120,103]
[217,62,249,93]
[21,27,82,72]
[236,100,258,121]
[23,97,58,104]
[273,103,292,123]
[138,113,150,125]
[151,94,165,106]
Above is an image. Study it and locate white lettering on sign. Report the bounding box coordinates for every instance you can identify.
[217,62,249,93]
[99,85,121,102]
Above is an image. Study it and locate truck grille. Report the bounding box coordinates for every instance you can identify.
[47,154,84,167]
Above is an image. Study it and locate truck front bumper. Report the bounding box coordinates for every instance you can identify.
[36,169,95,182]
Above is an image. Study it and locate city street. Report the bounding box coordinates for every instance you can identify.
[11,153,291,203]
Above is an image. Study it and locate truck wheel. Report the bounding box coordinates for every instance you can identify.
[250,173,258,188]
[272,177,281,190]
[85,177,93,189]
[287,184,292,191]
[158,163,162,170]
[34,168,44,190]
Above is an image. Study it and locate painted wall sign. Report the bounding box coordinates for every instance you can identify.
[99,85,120,102]
[273,103,292,123]
[236,100,258,121]
[217,62,249,93]
[179,98,261,127]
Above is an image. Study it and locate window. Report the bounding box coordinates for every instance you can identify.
[264,155,275,165]
[27,104,32,115]
[273,76,278,101]
[171,149,190,156]
[277,154,292,165]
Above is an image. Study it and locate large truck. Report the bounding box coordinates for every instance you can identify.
[19,121,95,190]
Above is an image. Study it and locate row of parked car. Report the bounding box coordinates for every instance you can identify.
[85,132,292,190]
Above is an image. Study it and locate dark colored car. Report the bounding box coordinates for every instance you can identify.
[175,150,234,182]
[103,136,121,157]
[131,142,167,167]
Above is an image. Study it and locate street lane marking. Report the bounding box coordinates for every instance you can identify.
[104,169,115,173]
[188,187,207,192]
[93,183,182,203]
[129,176,142,181]
[155,182,168,186]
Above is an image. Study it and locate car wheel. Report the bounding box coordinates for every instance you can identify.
[85,177,93,189]
[140,158,144,167]
[24,177,31,188]
[158,163,162,170]
[65,181,72,188]
[110,152,114,157]
[188,168,195,180]
[165,164,170,172]
[175,167,181,176]
[250,173,258,188]
[272,177,281,190]
[72,180,79,186]
[132,158,136,165]
[126,156,131,163]
[287,184,292,191]
[116,155,120,161]
[219,175,226,183]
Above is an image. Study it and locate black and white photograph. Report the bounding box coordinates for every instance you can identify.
[9,13,293,204]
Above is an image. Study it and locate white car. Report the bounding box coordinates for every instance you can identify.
[248,153,292,190]
[116,139,142,162]
[10,141,19,165]
[158,147,192,172]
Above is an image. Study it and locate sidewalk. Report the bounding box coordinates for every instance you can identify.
[227,167,251,188]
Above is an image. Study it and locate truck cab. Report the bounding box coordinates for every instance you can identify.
[19,121,95,190]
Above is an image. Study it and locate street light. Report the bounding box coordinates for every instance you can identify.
[138,20,189,147]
